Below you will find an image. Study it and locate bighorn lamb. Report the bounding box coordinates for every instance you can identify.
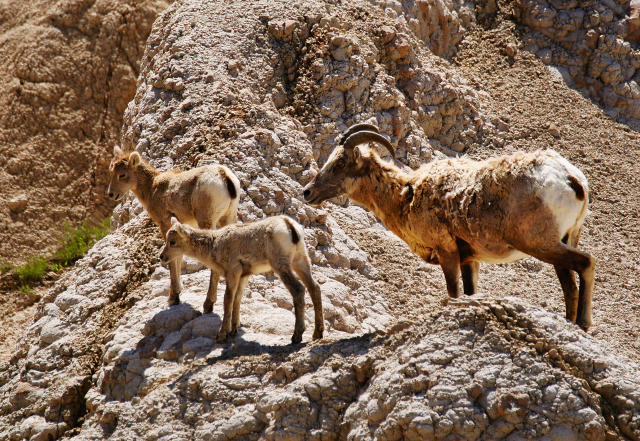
[303,124,595,331]
[108,147,239,311]
[159,216,324,344]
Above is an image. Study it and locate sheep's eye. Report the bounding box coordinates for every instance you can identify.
[170,241,176,246]
[119,173,126,179]
[337,161,346,169]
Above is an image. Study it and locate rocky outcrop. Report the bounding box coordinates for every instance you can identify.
[2,0,640,440]
[0,0,173,261]
[507,0,640,123]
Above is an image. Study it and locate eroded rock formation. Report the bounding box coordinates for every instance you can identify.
[1,0,640,440]
[0,0,173,261]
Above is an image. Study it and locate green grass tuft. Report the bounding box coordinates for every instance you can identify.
[10,217,111,291]
[14,256,49,285]
[54,217,111,266]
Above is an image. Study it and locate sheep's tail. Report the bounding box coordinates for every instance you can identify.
[567,174,586,201]
[283,217,300,245]
[223,170,238,199]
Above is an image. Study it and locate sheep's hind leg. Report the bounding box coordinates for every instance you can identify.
[203,271,219,313]
[168,255,183,306]
[513,240,595,331]
[554,231,581,322]
[275,266,307,344]
[293,257,324,340]
[230,276,249,336]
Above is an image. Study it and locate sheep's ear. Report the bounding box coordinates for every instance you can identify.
[129,152,141,168]
[171,217,179,226]
[353,145,364,165]
[174,223,187,236]
[113,146,124,157]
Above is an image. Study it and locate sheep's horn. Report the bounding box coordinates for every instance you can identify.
[339,124,380,145]
[343,131,395,159]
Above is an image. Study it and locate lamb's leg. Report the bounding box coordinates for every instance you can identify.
[460,262,479,295]
[553,231,581,323]
[230,276,249,335]
[513,239,595,331]
[168,255,183,306]
[438,240,461,298]
[217,269,241,343]
[274,266,307,344]
[293,256,324,340]
[203,271,219,314]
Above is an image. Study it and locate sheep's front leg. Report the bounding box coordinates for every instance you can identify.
[275,266,307,344]
[168,255,183,306]
[437,241,461,298]
[230,276,250,336]
[217,268,241,342]
[203,270,219,313]
[460,262,479,295]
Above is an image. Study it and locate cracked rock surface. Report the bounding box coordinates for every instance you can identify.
[1,0,640,440]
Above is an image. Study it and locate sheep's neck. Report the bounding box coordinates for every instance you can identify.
[132,162,159,206]
[183,229,220,268]
[349,159,412,240]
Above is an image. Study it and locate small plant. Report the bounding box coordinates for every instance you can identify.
[14,256,49,285]
[19,284,33,296]
[54,217,111,266]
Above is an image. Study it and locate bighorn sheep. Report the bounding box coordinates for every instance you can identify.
[108,147,240,311]
[302,124,595,331]
[159,216,324,344]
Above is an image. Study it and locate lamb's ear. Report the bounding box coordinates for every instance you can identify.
[114,146,124,157]
[129,151,141,168]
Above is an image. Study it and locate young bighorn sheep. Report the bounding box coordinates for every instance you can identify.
[303,124,595,331]
[159,216,324,344]
[108,147,240,311]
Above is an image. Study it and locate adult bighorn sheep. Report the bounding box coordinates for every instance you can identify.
[159,216,324,344]
[108,147,240,311]
[302,124,595,331]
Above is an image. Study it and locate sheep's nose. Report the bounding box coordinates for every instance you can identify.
[108,192,114,199]
[303,189,311,200]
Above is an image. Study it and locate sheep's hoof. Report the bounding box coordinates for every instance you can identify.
[312,329,324,340]
[578,322,591,333]
[291,334,303,345]
[168,296,180,307]
[203,302,213,314]
[216,332,227,343]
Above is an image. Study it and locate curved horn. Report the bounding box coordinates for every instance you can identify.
[339,123,380,145]
[343,131,395,159]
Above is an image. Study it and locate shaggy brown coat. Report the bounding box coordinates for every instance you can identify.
[303,130,595,331]
[159,216,324,344]
[108,147,239,311]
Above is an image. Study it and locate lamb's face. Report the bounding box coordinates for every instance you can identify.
[160,227,187,264]
[107,151,139,201]
[302,146,363,207]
